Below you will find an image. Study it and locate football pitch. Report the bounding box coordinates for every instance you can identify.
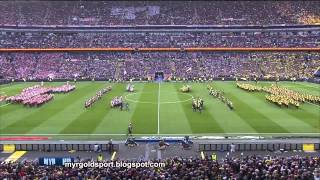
[0,81,319,139]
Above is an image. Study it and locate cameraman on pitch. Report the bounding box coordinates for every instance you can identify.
[128,122,133,136]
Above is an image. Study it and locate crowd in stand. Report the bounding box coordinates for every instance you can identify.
[0,1,319,26]
[1,30,319,48]
[0,155,319,179]
[1,52,319,81]
[6,84,75,107]
[84,86,112,108]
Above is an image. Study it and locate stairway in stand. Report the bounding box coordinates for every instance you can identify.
[114,62,122,80]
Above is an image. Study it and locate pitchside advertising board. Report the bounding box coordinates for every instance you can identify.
[39,157,74,166]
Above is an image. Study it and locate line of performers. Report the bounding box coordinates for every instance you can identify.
[237,83,320,108]
[111,96,129,111]
[192,97,204,113]
[85,86,112,108]
[207,85,234,110]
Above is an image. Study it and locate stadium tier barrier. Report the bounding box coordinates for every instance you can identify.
[0,143,119,152]
[0,142,318,152]
[199,143,320,152]
[0,47,320,52]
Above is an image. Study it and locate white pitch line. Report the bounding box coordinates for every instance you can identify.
[0,133,319,136]
[0,103,11,108]
[157,82,160,135]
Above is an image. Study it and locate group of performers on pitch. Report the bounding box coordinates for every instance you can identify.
[7,84,75,108]
[85,86,112,108]
[180,85,191,93]
[126,84,134,92]
[207,85,234,110]
[192,97,204,113]
[237,83,320,108]
[111,96,129,111]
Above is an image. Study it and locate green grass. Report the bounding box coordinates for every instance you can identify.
[0,81,319,139]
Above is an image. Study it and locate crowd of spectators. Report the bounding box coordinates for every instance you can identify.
[0,1,319,26]
[1,31,319,48]
[0,155,319,179]
[1,52,319,81]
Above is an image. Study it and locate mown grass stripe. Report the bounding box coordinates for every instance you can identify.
[283,105,320,130]
[227,93,289,133]
[28,83,114,134]
[242,83,319,133]
[93,83,145,134]
[0,82,80,128]
[59,84,125,134]
[252,93,318,133]
[0,81,319,136]
[130,83,158,134]
[203,83,258,133]
[296,82,320,90]
[219,82,317,133]
[0,104,25,119]
[174,83,225,134]
[213,82,289,133]
[1,83,94,134]
[158,83,192,134]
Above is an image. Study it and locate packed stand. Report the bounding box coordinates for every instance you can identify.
[0,155,319,179]
[1,52,319,81]
[1,31,319,48]
[0,1,319,26]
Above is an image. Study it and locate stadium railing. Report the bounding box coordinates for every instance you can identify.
[199,143,320,151]
[0,143,119,152]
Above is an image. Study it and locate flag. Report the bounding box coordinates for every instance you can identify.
[186,67,192,72]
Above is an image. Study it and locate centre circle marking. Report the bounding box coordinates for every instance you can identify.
[124,91,193,104]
